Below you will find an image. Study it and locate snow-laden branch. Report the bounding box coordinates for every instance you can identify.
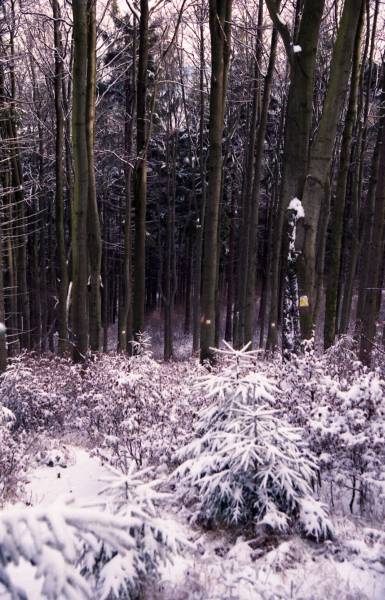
[0,469,187,599]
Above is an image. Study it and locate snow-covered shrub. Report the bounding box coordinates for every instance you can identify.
[0,468,187,599]
[0,429,24,503]
[173,344,333,541]
[308,370,385,515]
[275,336,364,424]
[0,354,81,433]
[322,335,362,382]
[0,352,203,472]
[78,354,203,470]
[271,340,385,517]
[0,404,26,503]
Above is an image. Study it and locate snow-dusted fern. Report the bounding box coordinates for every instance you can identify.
[173,343,333,541]
[0,466,187,599]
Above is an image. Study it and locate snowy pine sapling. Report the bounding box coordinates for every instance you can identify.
[0,466,187,600]
[88,464,188,599]
[0,502,137,599]
[173,343,333,541]
[129,331,152,357]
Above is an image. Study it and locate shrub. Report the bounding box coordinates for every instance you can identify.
[0,404,26,503]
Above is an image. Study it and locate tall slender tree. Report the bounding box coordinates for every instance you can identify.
[324,4,364,349]
[244,14,279,347]
[192,0,207,354]
[86,0,102,352]
[0,222,6,372]
[295,0,363,342]
[265,0,325,351]
[118,22,136,353]
[71,0,90,361]
[200,0,232,363]
[132,0,149,341]
[53,0,69,354]
[359,62,385,367]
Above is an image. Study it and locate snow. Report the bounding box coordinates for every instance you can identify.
[1,350,385,599]
[3,448,112,599]
[5,561,42,599]
[2,442,376,598]
[158,526,385,599]
[293,44,302,53]
[288,196,305,218]
[25,447,107,506]
[12,443,381,599]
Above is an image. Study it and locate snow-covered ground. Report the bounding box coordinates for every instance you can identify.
[1,343,385,599]
[7,443,384,599]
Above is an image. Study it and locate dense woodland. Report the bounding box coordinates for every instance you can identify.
[1,2,385,598]
[0,0,383,368]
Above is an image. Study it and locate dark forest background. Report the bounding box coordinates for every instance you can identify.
[0,0,383,369]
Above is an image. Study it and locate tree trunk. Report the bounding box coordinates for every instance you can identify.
[295,0,363,342]
[86,0,102,352]
[192,3,206,354]
[351,0,380,332]
[200,0,232,363]
[164,126,176,360]
[225,178,235,342]
[0,222,7,372]
[183,219,193,336]
[323,5,363,349]
[265,0,325,351]
[234,4,263,348]
[71,0,89,361]
[53,0,69,354]
[102,202,109,353]
[244,20,279,346]
[359,63,385,366]
[119,24,136,353]
[132,0,149,341]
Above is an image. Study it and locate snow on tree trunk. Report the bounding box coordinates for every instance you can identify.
[282,198,304,360]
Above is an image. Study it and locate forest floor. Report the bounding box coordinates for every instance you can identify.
[12,441,385,600]
[0,337,384,600]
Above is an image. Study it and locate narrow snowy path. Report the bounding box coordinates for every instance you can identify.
[25,447,106,506]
